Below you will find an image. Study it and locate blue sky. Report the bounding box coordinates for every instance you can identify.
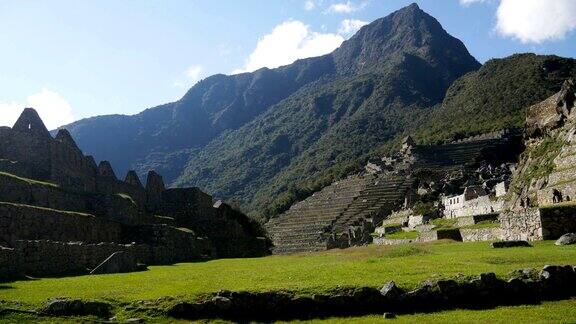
[0,0,575,129]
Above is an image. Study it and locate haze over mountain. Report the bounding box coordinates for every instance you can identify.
[63,3,575,220]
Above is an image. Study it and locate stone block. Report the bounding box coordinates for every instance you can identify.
[90,251,144,275]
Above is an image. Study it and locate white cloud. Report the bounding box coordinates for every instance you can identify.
[304,0,316,11]
[0,89,74,130]
[338,19,368,35]
[495,0,576,43]
[234,20,344,73]
[325,1,368,14]
[459,0,487,6]
[174,65,204,89]
[186,65,203,82]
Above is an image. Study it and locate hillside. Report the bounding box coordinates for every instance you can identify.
[417,54,576,144]
[64,4,480,219]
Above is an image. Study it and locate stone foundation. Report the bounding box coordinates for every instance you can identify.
[0,202,123,246]
[500,206,576,241]
[460,228,502,242]
[418,229,462,242]
[456,213,498,227]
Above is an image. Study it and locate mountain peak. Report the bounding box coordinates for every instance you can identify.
[332,2,479,76]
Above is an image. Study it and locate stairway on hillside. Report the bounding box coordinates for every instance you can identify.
[266,174,411,254]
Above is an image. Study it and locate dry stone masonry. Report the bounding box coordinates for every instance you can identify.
[268,128,522,253]
[0,108,270,279]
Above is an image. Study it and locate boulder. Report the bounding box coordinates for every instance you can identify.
[90,251,145,275]
[380,281,403,300]
[41,299,111,317]
[555,233,576,246]
[491,241,532,248]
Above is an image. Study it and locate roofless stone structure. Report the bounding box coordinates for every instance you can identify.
[0,108,269,279]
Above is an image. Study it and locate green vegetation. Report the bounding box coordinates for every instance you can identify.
[385,230,419,239]
[1,241,574,322]
[412,201,436,217]
[116,193,136,205]
[417,54,576,145]
[300,299,576,324]
[0,171,59,188]
[461,220,501,230]
[512,135,564,194]
[430,217,457,230]
[540,201,576,210]
[0,202,92,217]
[2,241,574,306]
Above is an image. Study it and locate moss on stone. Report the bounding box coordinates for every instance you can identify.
[0,171,59,188]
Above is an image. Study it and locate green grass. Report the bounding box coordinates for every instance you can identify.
[461,220,500,230]
[116,193,136,205]
[1,241,574,307]
[295,299,576,323]
[0,202,92,217]
[0,171,59,188]
[540,201,576,210]
[430,217,457,230]
[384,230,419,239]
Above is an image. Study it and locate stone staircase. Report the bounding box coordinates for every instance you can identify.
[411,138,514,171]
[266,174,411,254]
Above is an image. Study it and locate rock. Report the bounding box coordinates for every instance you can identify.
[90,251,143,275]
[380,281,403,300]
[555,233,576,245]
[126,318,145,323]
[42,299,111,317]
[211,296,232,311]
[491,241,532,248]
[383,312,396,319]
[540,265,575,281]
[508,268,538,281]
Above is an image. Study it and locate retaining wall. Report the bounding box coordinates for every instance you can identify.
[460,228,502,242]
[0,202,123,246]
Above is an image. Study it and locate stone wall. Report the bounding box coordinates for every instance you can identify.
[155,190,269,258]
[125,224,215,262]
[1,228,214,278]
[540,206,576,239]
[444,196,502,219]
[0,172,150,225]
[0,246,18,280]
[500,206,576,241]
[460,228,502,242]
[0,202,123,246]
[418,229,462,242]
[456,213,499,227]
[10,240,150,277]
[500,209,543,241]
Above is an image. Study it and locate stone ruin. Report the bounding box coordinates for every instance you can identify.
[499,79,576,241]
[0,108,270,279]
[371,130,522,245]
[371,80,576,245]
[267,126,523,254]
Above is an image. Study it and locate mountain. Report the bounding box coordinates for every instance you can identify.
[416,54,576,144]
[63,3,482,220]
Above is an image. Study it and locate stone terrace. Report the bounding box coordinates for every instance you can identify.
[0,108,269,279]
[267,130,522,254]
[267,174,411,254]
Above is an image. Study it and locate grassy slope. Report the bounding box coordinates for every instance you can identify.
[2,241,574,305]
[300,299,576,324]
[3,300,575,323]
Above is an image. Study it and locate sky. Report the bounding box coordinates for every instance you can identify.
[0,0,575,130]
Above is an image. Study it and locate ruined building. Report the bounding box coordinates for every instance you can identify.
[0,108,269,279]
[501,79,576,240]
[266,128,522,254]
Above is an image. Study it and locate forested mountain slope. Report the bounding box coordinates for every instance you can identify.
[63,3,576,221]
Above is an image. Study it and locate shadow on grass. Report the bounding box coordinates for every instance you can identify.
[0,285,14,290]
